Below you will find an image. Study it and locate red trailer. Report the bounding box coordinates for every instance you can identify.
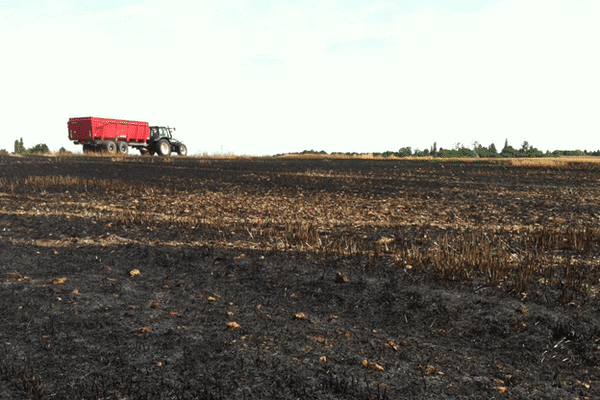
[68,117,187,156]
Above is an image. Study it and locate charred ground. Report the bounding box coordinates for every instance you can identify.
[1,155,600,399]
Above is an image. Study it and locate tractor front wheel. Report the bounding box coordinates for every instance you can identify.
[177,144,188,156]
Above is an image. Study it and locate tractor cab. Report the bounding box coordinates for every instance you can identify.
[148,126,187,156]
[150,126,175,141]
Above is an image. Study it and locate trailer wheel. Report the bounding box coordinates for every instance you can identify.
[177,144,188,156]
[83,144,93,154]
[157,140,171,156]
[105,141,117,155]
[117,142,128,155]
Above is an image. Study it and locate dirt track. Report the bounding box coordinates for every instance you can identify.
[1,155,600,399]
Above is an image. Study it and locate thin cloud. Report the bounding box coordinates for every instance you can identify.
[327,37,394,52]
[251,57,281,64]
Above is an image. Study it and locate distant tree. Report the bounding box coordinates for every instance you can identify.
[489,143,498,154]
[458,146,476,158]
[472,142,497,158]
[501,145,518,158]
[562,149,585,156]
[431,142,437,154]
[398,147,412,157]
[14,138,25,154]
[300,149,327,155]
[512,140,545,157]
[411,148,430,157]
[28,143,49,154]
[472,142,482,158]
[500,138,522,157]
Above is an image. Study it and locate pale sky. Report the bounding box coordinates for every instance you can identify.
[1,0,598,155]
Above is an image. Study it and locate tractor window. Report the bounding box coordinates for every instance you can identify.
[160,128,172,138]
[150,127,172,139]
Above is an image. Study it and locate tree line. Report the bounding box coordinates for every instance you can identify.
[13,137,50,155]
[4,138,53,155]
[288,140,599,158]
[383,140,599,158]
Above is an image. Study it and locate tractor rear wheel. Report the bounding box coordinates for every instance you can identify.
[105,141,117,155]
[157,140,171,156]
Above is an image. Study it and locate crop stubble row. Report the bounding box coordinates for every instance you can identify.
[2,157,600,300]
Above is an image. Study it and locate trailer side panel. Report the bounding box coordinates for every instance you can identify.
[68,117,150,143]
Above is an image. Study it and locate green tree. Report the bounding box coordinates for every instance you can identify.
[14,138,25,154]
[501,145,518,158]
[28,143,49,154]
[502,139,510,154]
[398,147,412,157]
[520,141,531,153]
[472,142,498,158]
[515,140,545,158]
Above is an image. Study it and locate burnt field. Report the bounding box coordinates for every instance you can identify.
[1,155,600,399]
